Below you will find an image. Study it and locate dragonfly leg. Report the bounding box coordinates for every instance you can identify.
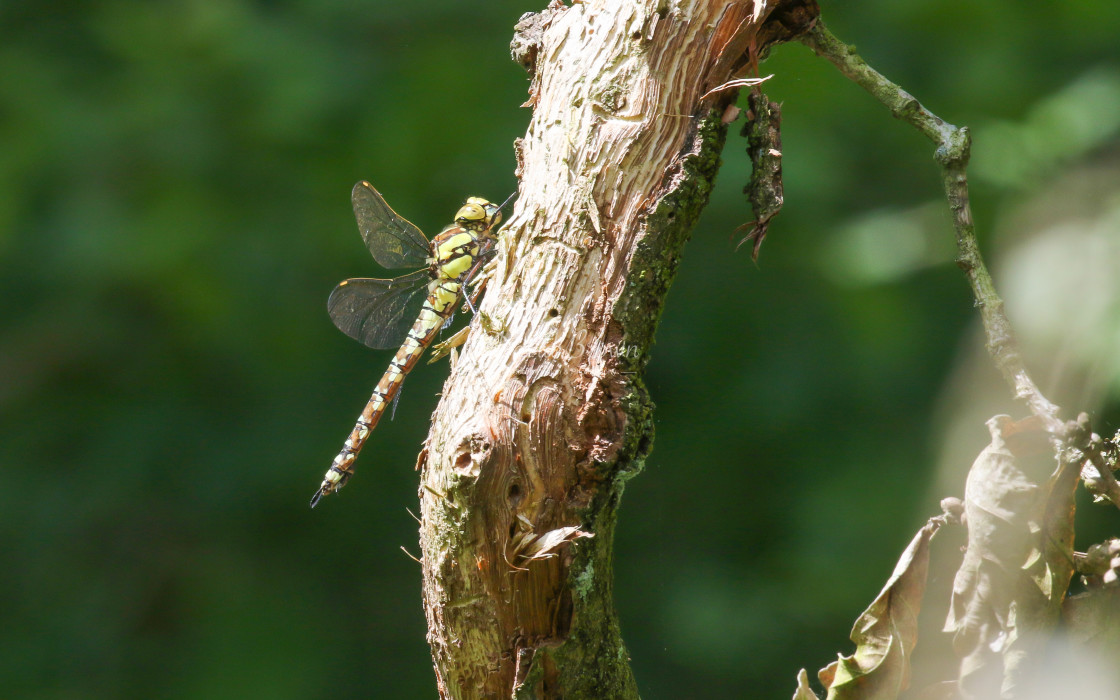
[464,243,498,288]
[461,248,497,316]
[390,380,404,420]
[428,325,471,364]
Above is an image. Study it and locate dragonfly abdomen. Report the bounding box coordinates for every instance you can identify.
[312,279,464,507]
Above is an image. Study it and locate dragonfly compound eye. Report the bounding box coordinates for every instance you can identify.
[454,197,499,229]
[454,201,487,225]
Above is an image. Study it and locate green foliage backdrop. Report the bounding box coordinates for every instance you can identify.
[2,1,1118,697]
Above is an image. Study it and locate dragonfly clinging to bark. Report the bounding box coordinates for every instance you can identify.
[311,181,508,508]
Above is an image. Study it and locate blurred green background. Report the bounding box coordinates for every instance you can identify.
[3,1,1119,698]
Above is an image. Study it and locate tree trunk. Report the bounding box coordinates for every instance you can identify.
[417,2,817,697]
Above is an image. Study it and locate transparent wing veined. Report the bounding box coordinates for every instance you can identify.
[326,269,431,350]
[351,181,431,270]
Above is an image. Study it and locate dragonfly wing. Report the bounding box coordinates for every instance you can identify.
[327,270,431,350]
[352,181,431,269]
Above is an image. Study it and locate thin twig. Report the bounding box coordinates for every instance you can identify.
[798,21,1063,433]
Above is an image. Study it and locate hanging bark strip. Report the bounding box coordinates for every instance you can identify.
[416,2,818,697]
[739,89,783,261]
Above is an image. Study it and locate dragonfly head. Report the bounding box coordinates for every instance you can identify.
[455,197,503,233]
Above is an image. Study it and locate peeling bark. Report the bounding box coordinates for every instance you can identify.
[416,2,818,697]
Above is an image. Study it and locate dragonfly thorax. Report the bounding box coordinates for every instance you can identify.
[433,227,481,280]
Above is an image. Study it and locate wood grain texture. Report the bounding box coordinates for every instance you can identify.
[416,1,817,697]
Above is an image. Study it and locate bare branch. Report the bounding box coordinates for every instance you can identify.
[798,21,1063,432]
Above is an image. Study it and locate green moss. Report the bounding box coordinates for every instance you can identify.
[573,560,595,600]
[610,108,728,476]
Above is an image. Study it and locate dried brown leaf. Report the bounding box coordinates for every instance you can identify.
[942,415,1067,698]
[516,526,593,562]
[1063,587,1120,653]
[817,516,944,700]
[909,680,958,700]
[793,668,820,700]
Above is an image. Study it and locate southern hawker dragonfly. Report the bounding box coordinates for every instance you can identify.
[311,181,507,507]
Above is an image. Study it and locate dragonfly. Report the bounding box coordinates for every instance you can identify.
[311,181,508,508]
